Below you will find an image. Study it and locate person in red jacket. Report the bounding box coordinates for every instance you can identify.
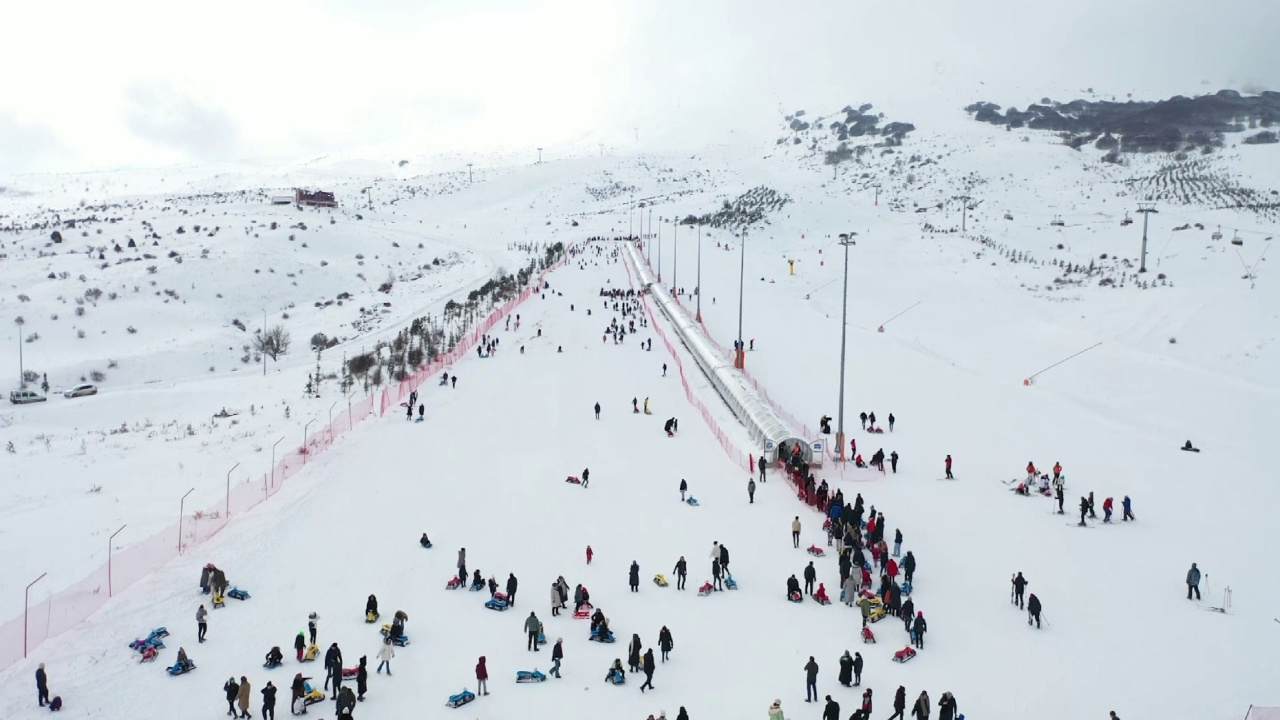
[1052,462,1062,480]
[944,455,953,479]
[1026,461,1037,479]
[475,656,489,696]
[887,558,899,579]
[586,546,593,565]
[1102,497,1114,523]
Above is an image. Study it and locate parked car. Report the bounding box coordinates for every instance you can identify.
[9,389,48,404]
[64,384,98,399]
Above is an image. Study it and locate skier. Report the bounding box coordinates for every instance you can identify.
[197,604,208,643]
[1027,593,1042,628]
[673,556,687,590]
[888,413,895,432]
[1078,496,1089,526]
[551,638,563,678]
[823,695,840,720]
[680,478,688,502]
[804,656,819,703]
[236,676,251,719]
[1087,492,1097,519]
[1122,495,1134,521]
[938,692,958,720]
[355,656,367,701]
[944,455,953,479]
[911,691,930,720]
[658,626,673,662]
[890,451,899,474]
[261,681,277,720]
[838,651,853,687]
[507,573,519,606]
[1055,484,1065,514]
[525,612,542,651]
[1187,563,1201,600]
[912,612,927,648]
[1012,572,1028,608]
[476,656,489,696]
[376,638,394,674]
[594,402,601,419]
[1103,497,1114,523]
[224,677,240,717]
[758,455,766,482]
[792,516,801,548]
[629,561,640,592]
[36,663,49,707]
[804,561,817,595]
[294,631,306,662]
[903,551,916,584]
[748,478,756,503]
[889,686,907,720]
[582,468,590,488]
[640,648,656,692]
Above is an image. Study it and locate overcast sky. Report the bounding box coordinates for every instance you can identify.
[1,0,1276,174]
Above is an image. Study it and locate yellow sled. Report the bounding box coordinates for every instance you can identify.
[653,574,668,587]
[303,644,320,662]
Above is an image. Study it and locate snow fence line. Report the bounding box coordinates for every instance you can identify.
[621,241,818,473]
[0,248,575,673]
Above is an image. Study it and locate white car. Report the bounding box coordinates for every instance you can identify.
[64,384,98,398]
[9,389,47,404]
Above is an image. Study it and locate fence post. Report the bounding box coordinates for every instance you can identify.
[24,573,47,658]
[108,525,126,597]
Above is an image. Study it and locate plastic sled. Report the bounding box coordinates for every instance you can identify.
[366,611,380,623]
[445,577,464,590]
[140,646,159,663]
[302,644,319,662]
[485,597,509,612]
[901,581,912,597]
[342,666,359,678]
[788,591,804,603]
[516,669,547,683]
[697,583,713,597]
[303,682,325,705]
[212,593,225,608]
[807,545,825,557]
[390,634,410,647]
[150,626,170,639]
[263,659,282,669]
[685,496,699,506]
[861,626,876,644]
[866,607,887,623]
[565,475,581,484]
[469,581,485,592]
[420,538,433,548]
[167,659,196,676]
[226,587,249,601]
[653,574,668,587]
[814,593,832,606]
[724,574,738,590]
[537,631,547,646]
[589,626,616,643]
[606,669,626,685]
[892,646,917,663]
[446,689,476,708]
[573,603,593,619]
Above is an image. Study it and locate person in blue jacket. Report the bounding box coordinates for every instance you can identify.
[1186,564,1201,600]
[1122,496,1135,521]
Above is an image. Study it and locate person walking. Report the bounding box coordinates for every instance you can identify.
[260,681,277,720]
[680,478,687,502]
[888,413,895,432]
[911,690,930,720]
[1122,495,1135,521]
[507,573,519,607]
[937,692,958,720]
[376,637,394,674]
[640,648,656,692]
[823,695,840,720]
[804,656,819,703]
[197,604,208,643]
[551,638,563,678]
[748,478,756,503]
[36,663,50,707]
[525,612,541,651]
[1027,593,1042,628]
[308,612,319,646]
[889,686,907,720]
[902,551,916,584]
[582,468,590,488]
[223,677,240,716]
[1187,563,1201,600]
[890,451,899,474]
[853,652,863,687]
[1012,572,1028,608]
[551,581,561,617]
[673,556,687,590]
[236,676,252,719]
[944,455,953,479]
[323,643,342,692]
[658,626,673,662]
[792,516,802,548]
[912,612,927,649]
[475,656,489,696]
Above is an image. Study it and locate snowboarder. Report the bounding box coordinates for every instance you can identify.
[1027,593,1042,628]
[758,455,766,482]
[224,677,240,717]
[507,573,519,606]
[476,656,489,696]
[629,561,640,592]
[1187,563,1201,600]
[804,561,817,595]
[1012,572,1028,608]
[525,612,541,651]
[640,648,656,692]
[944,455,953,479]
[823,695,840,720]
[594,402,601,419]
[679,479,687,502]
[804,656,819,703]
[36,663,49,707]
[673,556,687,590]
[376,638,394,674]
[197,604,208,643]
[792,516,801,548]
[1122,495,1134,521]
[911,691,930,720]
[748,478,756,503]
[890,451,898,474]
[551,638,563,678]
[838,651,853,687]
[658,626,673,662]
[912,612,927,648]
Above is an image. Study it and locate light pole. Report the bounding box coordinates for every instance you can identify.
[672,218,678,293]
[836,232,857,461]
[696,224,702,322]
[303,419,315,463]
[108,524,126,597]
[735,227,747,369]
[178,487,194,554]
[467,163,473,183]
[328,401,337,442]
[629,195,634,242]
[15,316,24,388]
[1137,202,1158,273]
[24,572,46,658]
[225,462,239,518]
[348,392,356,431]
[261,308,268,376]
[270,436,284,492]
[657,215,662,283]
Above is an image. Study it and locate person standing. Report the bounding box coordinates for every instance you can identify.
[903,551,916,584]
[890,451,899,474]
[853,652,863,687]
[1055,485,1065,514]
[308,612,319,646]
[859,412,868,430]
[323,643,342,692]
[944,455,953,479]
[937,692,958,720]
[1078,496,1089,526]
[1123,495,1135,521]
[376,638,394,675]
[889,686,907,720]
[658,626,673,662]
[712,558,722,591]
[804,656,819,703]
[804,561,817,595]
[594,402,601,419]
[792,516,801,548]
[197,604,208,643]
[507,573,519,606]
[758,455,767,482]
[36,663,49,707]
[223,677,240,717]
[888,413,895,432]
[769,699,785,720]
[673,556,687,590]
[582,468,590,488]
[640,648,656,692]
[679,478,688,501]
[823,695,840,720]
[1187,563,1201,600]
[629,561,640,592]
[719,544,730,575]
[475,656,489,696]
[748,478,756,503]
[525,612,541,651]
[838,651,853,687]
[586,545,593,564]
[236,676,252,719]
[260,681,277,720]
[912,612,927,649]
[294,631,306,661]
[551,638,563,678]
[893,529,902,558]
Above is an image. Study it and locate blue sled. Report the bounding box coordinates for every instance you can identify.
[447,689,476,708]
[516,669,546,683]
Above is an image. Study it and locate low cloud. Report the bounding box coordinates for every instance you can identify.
[0,114,72,174]
[125,83,240,161]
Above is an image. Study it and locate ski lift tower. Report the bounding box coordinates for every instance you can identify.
[1137,202,1158,273]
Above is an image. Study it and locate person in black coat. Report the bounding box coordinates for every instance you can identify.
[356,656,368,700]
[902,551,916,584]
[712,559,722,591]
[719,544,729,573]
[261,682,277,720]
[507,574,519,606]
[911,613,927,649]
[758,455,766,482]
[889,686,907,720]
[1012,572,1028,608]
[36,664,49,707]
[1027,594,1042,628]
[658,626,674,662]
[323,644,342,692]
[901,598,915,632]
[629,561,640,591]
[853,652,864,686]
[823,695,840,720]
[673,556,687,590]
[804,562,817,595]
[640,648,656,692]
[628,634,642,672]
[679,478,688,501]
[224,677,240,716]
[365,594,378,618]
[787,574,801,599]
[838,651,854,687]
[937,692,958,720]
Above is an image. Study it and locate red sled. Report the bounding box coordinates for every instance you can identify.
[565,476,581,484]
[892,646,917,663]
[697,582,713,597]
[573,602,593,619]
[861,626,876,644]
[342,666,359,678]
[807,545,825,558]
[445,577,464,590]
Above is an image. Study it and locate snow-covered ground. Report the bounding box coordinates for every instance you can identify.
[2,107,1279,718]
